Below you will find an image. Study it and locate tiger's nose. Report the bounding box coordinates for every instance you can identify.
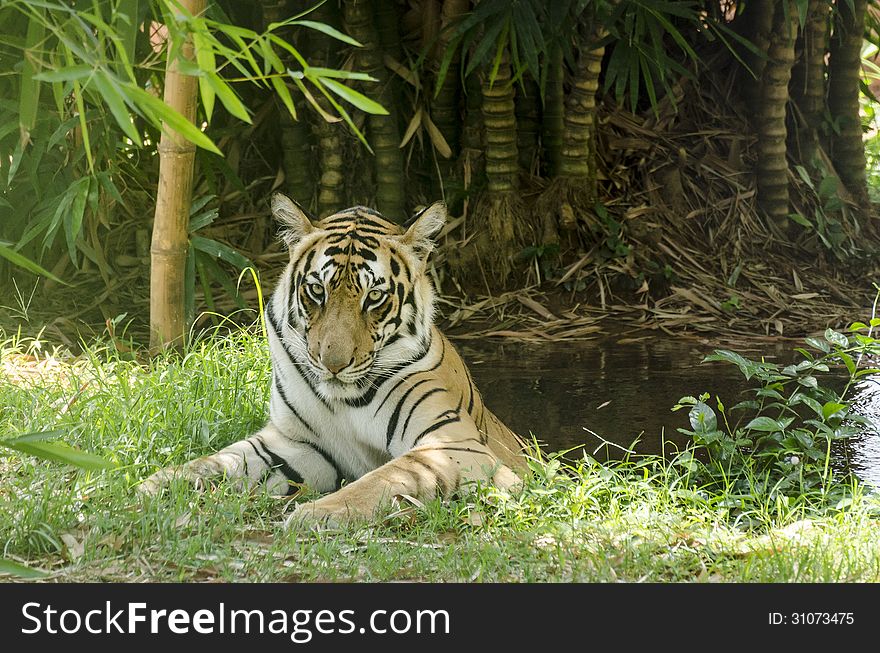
[321,344,355,375]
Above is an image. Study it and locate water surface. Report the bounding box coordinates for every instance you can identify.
[456,335,880,487]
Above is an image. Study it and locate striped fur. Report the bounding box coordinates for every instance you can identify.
[139,194,525,526]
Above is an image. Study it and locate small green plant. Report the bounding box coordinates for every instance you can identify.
[517,242,561,284]
[788,165,850,252]
[674,314,880,502]
[0,429,114,577]
[592,202,630,260]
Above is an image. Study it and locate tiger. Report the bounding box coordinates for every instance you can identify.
[139,193,526,527]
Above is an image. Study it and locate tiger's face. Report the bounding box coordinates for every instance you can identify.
[271,194,446,401]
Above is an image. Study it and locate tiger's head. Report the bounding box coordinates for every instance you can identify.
[270,193,446,401]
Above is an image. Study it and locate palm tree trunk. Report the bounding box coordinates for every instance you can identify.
[828,0,868,210]
[475,49,522,276]
[150,0,206,352]
[344,0,405,221]
[482,52,518,195]
[559,34,605,191]
[536,28,606,242]
[790,0,829,168]
[755,2,796,230]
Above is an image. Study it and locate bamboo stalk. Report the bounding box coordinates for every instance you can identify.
[756,3,796,229]
[542,43,564,178]
[149,0,206,352]
[481,51,518,194]
[560,33,605,190]
[828,0,868,210]
[790,0,829,168]
[308,4,346,218]
[344,0,405,220]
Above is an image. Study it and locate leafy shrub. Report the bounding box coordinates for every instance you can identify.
[674,317,880,501]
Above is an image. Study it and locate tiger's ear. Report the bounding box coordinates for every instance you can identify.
[401,201,446,261]
[271,193,315,249]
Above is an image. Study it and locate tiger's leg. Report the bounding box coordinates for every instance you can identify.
[287,430,520,527]
[138,422,341,496]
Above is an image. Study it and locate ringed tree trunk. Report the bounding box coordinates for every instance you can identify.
[472,49,524,279]
[309,4,346,217]
[790,0,829,169]
[150,0,207,352]
[828,0,869,212]
[536,28,606,244]
[344,0,405,221]
[432,0,469,199]
[558,34,605,194]
[755,1,797,232]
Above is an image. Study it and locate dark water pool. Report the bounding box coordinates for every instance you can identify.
[456,335,880,488]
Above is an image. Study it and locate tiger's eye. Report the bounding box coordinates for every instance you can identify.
[308,282,324,298]
[368,289,386,304]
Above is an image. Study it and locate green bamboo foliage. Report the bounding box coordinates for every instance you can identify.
[756,2,797,229]
[265,1,314,206]
[828,0,869,209]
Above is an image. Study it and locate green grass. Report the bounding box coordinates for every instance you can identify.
[1,326,879,582]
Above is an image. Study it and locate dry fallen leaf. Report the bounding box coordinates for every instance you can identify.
[60,533,84,561]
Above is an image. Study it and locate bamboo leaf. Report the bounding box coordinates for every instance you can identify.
[115,0,141,82]
[0,439,115,471]
[64,176,90,265]
[206,73,251,123]
[0,558,46,578]
[33,64,94,82]
[271,75,297,120]
[190,235,253,269]
[289,20,362,47]
[399,107,423,148]
[19,12,46,146]
[124,85,222,154]
[305,67,377,82]
[291,76,340,123]
[316,77,388,115]
[192,30,216,120]
[423,110,452,158]
[0,243,66,284]
[91,73,142,145]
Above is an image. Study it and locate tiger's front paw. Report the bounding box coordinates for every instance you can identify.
[284,496,373,530]
[137,463,215,496]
